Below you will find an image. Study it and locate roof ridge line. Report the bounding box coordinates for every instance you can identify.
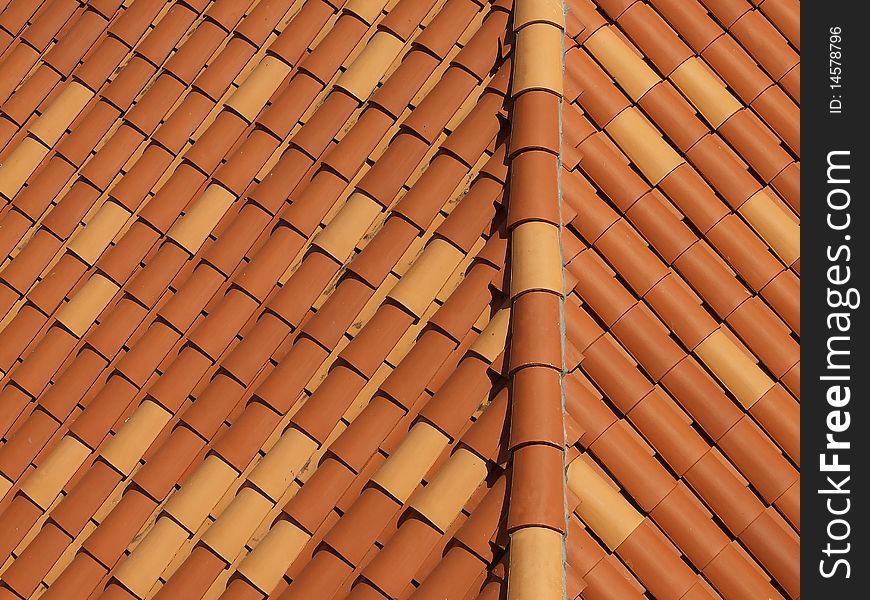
[503,1,568,599]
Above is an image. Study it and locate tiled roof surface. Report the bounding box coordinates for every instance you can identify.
[0,0,799,598]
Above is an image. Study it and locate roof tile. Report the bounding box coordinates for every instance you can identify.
[0,1,800,596]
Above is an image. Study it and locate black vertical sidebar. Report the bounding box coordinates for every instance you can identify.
[803,3,868,598]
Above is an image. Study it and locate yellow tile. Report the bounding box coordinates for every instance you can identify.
[113,517,189,598]
[67,201,132,265]
[56,274,120,337]
[93,477,126,524]
[249,482,300,546]
[313,192,383,262]
[585,27,660,102]
[20,436,91,510]
[370,422,449,503]
[212,458,256,521]
[260,402,303,455]
[341,16,380,73]
[388,238,465,317]
[167,184,236,254]
[695,329,774,408]
[512,23,563,96]
[30,82,94,146]
[323,165,366,226]
[510,222,564,298]
[161,513,211,584]
[605,108,684,184]
[164,455,239,532]
[246,427,318,501]
[738,190,800,265]
[469,307,509,362]
[514,0,565,30]
[345,0,388,25]
[201,487,273,562]
[507,526,565,600]
[225,56,293,122]
[0,475,12,500]
[337,31,405,102]
[237,520,310,593]
[409,448,488,532]
[566,456,643,550]
[0,137,49,199]
[99,400,172,476]
[670,58,742,128]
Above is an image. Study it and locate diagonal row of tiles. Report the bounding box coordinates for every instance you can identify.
[0,0,799,599]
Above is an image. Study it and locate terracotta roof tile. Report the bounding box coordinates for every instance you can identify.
[0,0,800,596]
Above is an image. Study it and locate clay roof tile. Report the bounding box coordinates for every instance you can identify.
[0,1,801,596]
